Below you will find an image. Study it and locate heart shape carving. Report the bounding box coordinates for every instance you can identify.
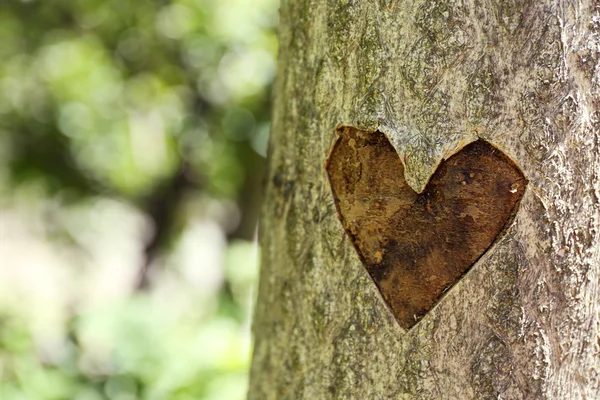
[326,127,526,329]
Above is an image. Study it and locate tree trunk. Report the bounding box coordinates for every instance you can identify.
[248,0,600,398]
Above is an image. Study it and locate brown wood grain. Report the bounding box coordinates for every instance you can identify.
[326,126,527,329]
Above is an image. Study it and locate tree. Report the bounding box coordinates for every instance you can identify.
[248,0,600,398]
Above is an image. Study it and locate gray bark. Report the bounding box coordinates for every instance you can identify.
[248,0,600,398]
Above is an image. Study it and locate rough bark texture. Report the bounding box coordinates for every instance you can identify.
[249,0,600,399]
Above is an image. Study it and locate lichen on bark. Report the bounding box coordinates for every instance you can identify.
[249,0,600,398]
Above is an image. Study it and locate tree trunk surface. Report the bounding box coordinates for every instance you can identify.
[249,0,600,398]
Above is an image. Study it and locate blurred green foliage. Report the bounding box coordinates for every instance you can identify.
[0,0,276,201]
[0,240,259,399]
[0,0,277,398]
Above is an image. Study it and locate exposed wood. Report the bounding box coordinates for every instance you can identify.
[249,0,600,398]
[326,126,526,329]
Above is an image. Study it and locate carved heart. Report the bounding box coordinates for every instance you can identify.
[326,127,527,329]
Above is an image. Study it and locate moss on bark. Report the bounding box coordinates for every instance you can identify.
[249,0,600,398]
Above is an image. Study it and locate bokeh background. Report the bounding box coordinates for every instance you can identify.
[0,0,278,398]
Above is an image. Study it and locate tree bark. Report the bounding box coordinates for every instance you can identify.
[249,0,600,398]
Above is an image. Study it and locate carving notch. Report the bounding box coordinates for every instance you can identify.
[326,127,527,329]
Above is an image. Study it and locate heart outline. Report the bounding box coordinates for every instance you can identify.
[326,126,527,329]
